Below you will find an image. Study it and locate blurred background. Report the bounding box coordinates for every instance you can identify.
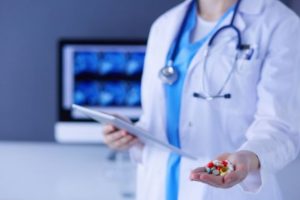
[0,0,299,199]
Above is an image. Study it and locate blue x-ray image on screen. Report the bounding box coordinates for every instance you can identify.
[74,52,99,75]
[71,45,145,110]
[99,52,127,75]
[74,81,141,107]
[74,51,144,76]
[126,53,144,75]
[61,42,145,119]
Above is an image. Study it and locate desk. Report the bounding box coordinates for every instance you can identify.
[0,142,136,200]
[0,142,299,200]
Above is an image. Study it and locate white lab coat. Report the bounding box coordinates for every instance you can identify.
[130,0,300,199]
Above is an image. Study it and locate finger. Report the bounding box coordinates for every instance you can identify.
[111,134,134,149]
[119,138,139,150]
[119,134,135,145]
[125,138,139,148]
[190,170,223,184]
[223,165,247,187]
[119,129,129,136]
[191,172,224,187]
[105,131,124,144]
[190,167,206,177]
[103,124,118,135]
[199,173,224,186]
[105,129,130,143]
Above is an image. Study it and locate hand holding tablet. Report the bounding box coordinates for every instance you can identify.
[72,104,197,160]
[102,118,140,151]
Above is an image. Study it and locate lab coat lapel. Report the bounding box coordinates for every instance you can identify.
[161,0,193,65]
[154,0,192,139]
[239,0,270,15]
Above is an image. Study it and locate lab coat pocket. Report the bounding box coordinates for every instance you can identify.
[199,50,236,89]
[236,58,263,76]
[230,58,263,95]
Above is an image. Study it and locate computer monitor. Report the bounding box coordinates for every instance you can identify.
[55,39,146,143]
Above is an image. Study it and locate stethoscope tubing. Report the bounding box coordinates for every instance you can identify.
[160,0,244,100]
[208,25,242,49]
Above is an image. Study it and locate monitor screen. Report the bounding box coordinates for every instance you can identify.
[58,40,146,121]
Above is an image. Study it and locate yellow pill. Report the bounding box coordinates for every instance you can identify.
[220,167,228,173]
[220,172,226,176]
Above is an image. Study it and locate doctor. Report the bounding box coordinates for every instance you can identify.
[103,0,300,199]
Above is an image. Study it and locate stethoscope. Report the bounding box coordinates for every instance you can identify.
[159,0,248,100]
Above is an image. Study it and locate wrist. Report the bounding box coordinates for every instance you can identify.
[237,150,260,172]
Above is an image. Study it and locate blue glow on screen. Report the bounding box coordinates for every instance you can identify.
[73,50,145,107]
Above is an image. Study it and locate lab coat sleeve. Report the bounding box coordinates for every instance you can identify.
[129,19,162,164]
[238,16,300,192]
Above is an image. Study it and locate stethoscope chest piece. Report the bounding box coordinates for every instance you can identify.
[159,65,178,85]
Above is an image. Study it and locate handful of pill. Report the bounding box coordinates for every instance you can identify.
[205,160,234,176]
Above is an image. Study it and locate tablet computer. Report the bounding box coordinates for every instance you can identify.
[72,104,197,160]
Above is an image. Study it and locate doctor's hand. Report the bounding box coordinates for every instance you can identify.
[103,123,140,151]
[190,151,260,189]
